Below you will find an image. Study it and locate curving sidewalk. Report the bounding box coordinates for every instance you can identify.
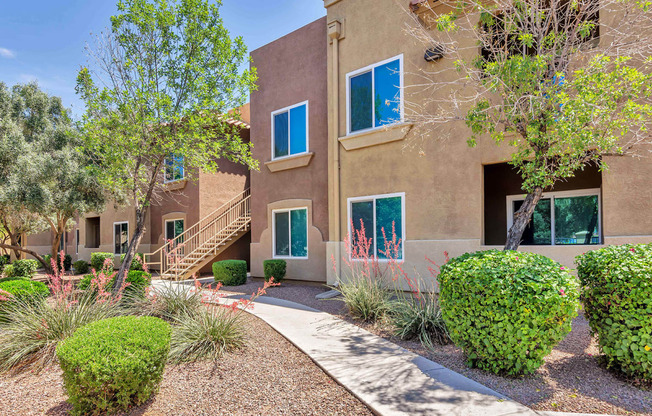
[153,280,613,416]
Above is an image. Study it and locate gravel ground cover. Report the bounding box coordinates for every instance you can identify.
[215,278,652,416]
[0,311,372,416]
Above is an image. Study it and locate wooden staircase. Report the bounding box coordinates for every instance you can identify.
[146,188,251,280]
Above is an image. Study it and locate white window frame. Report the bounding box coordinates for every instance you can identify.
[163,155,185,183]
[346,54,405,136]
[270,101,310,161]
[113,221,129,255]
[506,188,602,246]
[271,207,309,260]
[347,192,406,261]
[165,218,185,242]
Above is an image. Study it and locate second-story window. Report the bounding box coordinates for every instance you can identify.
[164,155,185,182]
[272,101,308,160]
[347,55,403,134]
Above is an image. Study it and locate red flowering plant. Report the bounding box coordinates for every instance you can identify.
[0,251,124,374]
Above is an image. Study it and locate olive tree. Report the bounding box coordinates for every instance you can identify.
[0,82,105,269]
[76,0,258,288]
[404,0,652,249]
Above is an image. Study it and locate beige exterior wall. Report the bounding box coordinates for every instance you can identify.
[249,17,330,281]
[325,0,652,286]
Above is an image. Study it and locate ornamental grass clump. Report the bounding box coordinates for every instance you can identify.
[576,244,652,381]
[439,250,579,376]
[169,278,279,363]
[124,280,203,321]
[57,316,171,416]
[0,253,124,374]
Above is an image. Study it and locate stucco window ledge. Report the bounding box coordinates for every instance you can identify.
[163,179,188,191]
[265,152,314,173]
[339,123,413,151]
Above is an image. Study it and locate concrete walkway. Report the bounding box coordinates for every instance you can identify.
[152,280,612,416]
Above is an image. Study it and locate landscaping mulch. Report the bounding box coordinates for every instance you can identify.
[217,278,652,416]
[0,312,373,416]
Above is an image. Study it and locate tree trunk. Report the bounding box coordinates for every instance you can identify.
[0,243,49,270]
[504,186,544,251]
[51,232,62,270]
[113,206,148,291]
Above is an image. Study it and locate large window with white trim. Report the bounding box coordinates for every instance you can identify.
[273,208,308,258]
[113,222,129,255]
[165,219,184,242]
[507,189,601,245]
[347,55,403,135]
[164,155,185,182]
[348,193,405,259]
[272,102,308,160]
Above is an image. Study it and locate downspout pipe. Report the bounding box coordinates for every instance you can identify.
[328,20,342,284]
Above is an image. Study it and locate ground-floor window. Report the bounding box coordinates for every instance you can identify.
[165,219,185,242]
[113,222,129,254]
[76,229,79,255]
[507,189,601,245]
[59,232,66,253]
[273,208,308,258]
[348,193,404,260]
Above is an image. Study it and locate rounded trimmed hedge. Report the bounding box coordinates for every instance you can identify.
[263,259,286,283]
[213,260,247,286]
[90,252,114,272]
[0,279,50,302]
[5,259,39,278]
[78,270,151,296]
[57,316,171,416]
[439,250,579,376]
[73,260,90,275]
[576,244,652,381]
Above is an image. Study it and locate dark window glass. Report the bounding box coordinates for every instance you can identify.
[351,201,374,257]
[274,112,289,158]
[515,199,552,245]
[114,223,129,254]
[554,195,599,245]
[350,71,373,132]
[290,209,308,257]
[375,196,403,259]
[274,211,290,257]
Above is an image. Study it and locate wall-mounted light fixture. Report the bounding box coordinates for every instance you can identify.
[424,44,445,62]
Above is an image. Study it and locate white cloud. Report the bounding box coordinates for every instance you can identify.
[0,48,15,58]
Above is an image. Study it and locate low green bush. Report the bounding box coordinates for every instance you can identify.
[439,250,579,376]
[0,279,50,302]
[263,259,286,283]
[56,316,171,416]
[72,260,90,275]
[6,259,39,278]
[120,253,145,271]
[212,260,247,286]
[90,252,114,272]
[2,264,15,278]
[576,244,652,381]
[0,254,9,272]
[78,270,151,296]
[45,254,73,271]
[0,276,29,284]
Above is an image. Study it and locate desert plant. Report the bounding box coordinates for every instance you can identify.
[0,259,123,374]
[124,281,202,321]
[72,260,90,275]
[576,244,652,381]
[120,253,145,271]
[90,252,114,272]
[78,270,151,297]
[263,259,286,283]
[169,278,278,363]
[439,250,579,376]
[6,259,39,278]
[213,260,247,286]
[57,316,170,416]
[390,292,450,349]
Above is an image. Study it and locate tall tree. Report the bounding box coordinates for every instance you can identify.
[405,0,652,249]
[76,0,258,288]
[0,82,106,269]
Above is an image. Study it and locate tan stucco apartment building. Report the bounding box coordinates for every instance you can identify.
[22,0,652,284]
[248,0,652,285]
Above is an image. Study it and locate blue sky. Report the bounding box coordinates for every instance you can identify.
[0,0,326,117]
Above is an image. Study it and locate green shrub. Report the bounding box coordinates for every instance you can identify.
[576,244,652,381]
[2,264,15,278]
[90,252,114,272]
[212,260,247,286]
[263,259,286,283]
[0,279,49,303]
[120,253,145,271]
[390,292,450,349]
[439,250,579,376]
[72,260,90,275]
[56,316,171,415]
[0,276,29,284]
[0,254,9,272]
[7,259,39,278]
[45,254,73,271]
[78,270,151,296]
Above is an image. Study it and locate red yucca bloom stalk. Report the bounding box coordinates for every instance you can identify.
[0,289,11,302]
[49,251,75,305]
